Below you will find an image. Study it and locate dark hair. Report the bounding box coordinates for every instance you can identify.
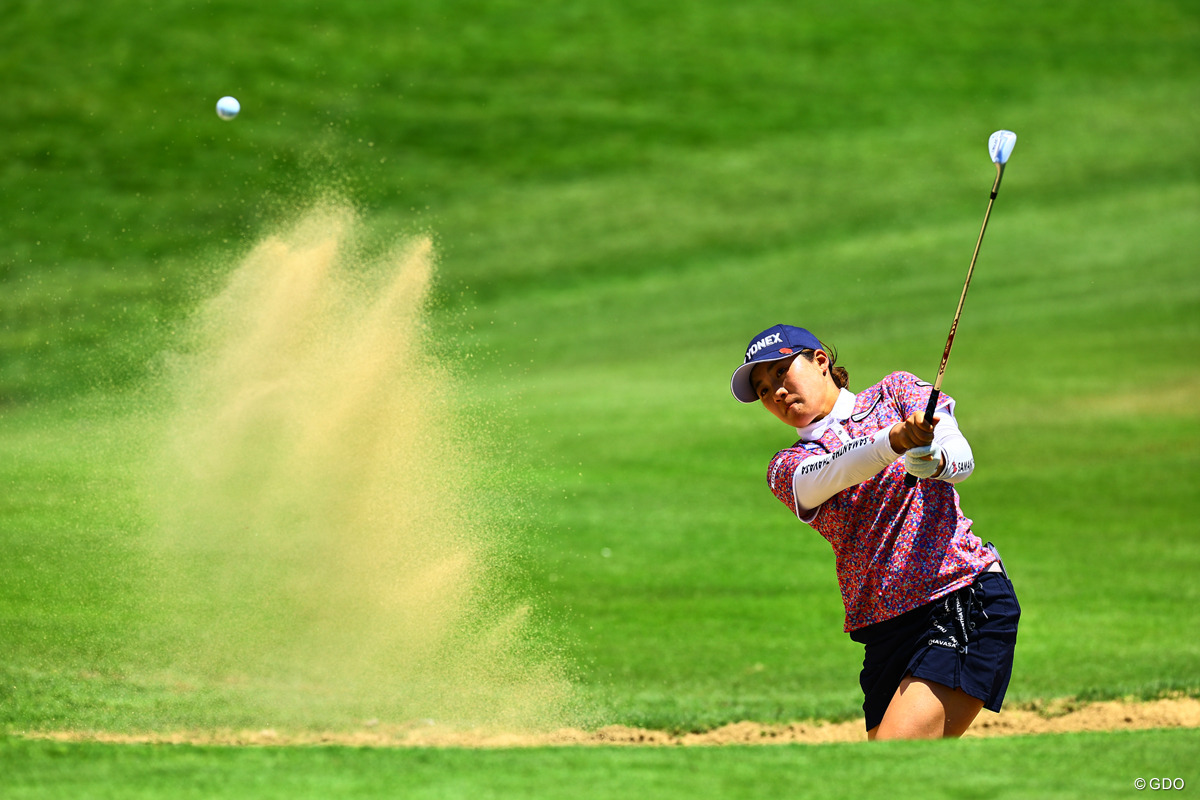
[799,343,849,389]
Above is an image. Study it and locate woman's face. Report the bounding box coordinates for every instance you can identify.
[749,351,838,428]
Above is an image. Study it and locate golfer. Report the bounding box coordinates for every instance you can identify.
[730,324,1019,740]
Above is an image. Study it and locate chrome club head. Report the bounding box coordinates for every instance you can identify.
[989,130,1017,165]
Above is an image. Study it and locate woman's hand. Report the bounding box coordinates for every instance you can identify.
[904,442,945,479]
[889,412,938,454]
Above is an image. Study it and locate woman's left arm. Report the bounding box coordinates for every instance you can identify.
[931,413,974,483]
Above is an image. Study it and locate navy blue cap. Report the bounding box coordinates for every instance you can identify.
[730,324,823,403]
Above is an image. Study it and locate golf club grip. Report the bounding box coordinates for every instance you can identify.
[903,388,942,487]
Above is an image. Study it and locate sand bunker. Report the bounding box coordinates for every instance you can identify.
[25,697,1200,748]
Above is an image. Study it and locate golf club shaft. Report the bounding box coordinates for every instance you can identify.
[904,162,1006,487]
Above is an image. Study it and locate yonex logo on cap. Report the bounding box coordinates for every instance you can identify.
[745,333,783,362]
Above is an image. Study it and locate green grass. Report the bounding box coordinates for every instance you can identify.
[4,730,1199,800]
[2,0,1199,793]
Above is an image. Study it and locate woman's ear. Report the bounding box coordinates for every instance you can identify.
[812,350,831,373]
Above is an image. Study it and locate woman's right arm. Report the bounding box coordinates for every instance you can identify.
[770,430,901,519]
[770,412,940,519]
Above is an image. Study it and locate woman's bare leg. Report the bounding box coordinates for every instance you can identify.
[866,676,984,740]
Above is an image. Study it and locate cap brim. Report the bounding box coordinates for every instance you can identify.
[730,362,759,403]
[730,355,792,403]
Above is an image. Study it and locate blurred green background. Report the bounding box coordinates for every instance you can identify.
[2,0,1198,750]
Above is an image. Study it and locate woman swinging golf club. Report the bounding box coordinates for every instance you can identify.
[730,326,1020,739]
[731,132,1022,740]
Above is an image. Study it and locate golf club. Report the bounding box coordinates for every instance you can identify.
[905,129,1017,487]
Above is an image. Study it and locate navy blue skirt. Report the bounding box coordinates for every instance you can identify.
[849,568,1020,731]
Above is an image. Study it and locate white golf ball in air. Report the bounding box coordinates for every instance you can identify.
[216,96,240,120]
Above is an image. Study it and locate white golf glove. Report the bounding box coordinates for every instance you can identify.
[904,442,944,480]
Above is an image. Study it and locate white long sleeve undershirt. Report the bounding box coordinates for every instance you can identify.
[793,413,974,517]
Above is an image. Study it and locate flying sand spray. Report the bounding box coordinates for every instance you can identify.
[137,200,570,731]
